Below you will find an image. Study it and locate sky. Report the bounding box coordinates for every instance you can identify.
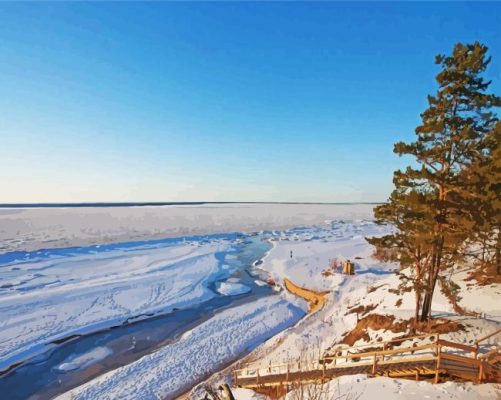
[0,2,499,204]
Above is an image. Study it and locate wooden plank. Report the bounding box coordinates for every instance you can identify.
[442,366,479,377]
[440,353,481,367]
[377,355,436,366]
[441,360,479,370]
[438,339,477,353]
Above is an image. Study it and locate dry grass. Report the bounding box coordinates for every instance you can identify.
[367,284,387,293]
[465,263,501,286]
[345,303,378,317]
[340,314,464,346]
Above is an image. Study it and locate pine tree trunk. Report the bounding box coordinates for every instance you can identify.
[491,230,501,275]
[426,236,444,321]
[420,250,436,322]
[427,275,438,321]
[414,252,422,326]
[481,237,487,266]
[496,232,500,275]
[420,235,444,322]
[420,292,430,323]
[414,289,421,330]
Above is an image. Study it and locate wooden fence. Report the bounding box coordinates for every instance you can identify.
[234,329,501,388]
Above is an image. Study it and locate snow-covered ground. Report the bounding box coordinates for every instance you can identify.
[51,218,389,400]
[284,374,498,400]
[56,297,304,400]
[261,220,394,291]
[2,205,499,400]
[0,234,244,371]
[187,221,500,400]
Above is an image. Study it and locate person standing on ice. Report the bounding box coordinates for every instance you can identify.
[290,250,293,259]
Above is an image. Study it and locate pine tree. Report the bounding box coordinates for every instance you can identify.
[369,42,500,322]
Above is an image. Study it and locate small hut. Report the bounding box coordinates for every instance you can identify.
[342,259,355,275]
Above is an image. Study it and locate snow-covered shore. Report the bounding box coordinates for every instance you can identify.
[188,222,501,400]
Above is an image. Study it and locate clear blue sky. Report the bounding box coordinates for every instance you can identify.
[0,2,499,203]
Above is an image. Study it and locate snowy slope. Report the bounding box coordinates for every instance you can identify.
[189,222,500,400]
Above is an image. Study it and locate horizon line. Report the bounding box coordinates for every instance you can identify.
[0,201,384,209]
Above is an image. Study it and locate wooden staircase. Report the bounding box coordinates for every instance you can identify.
[478,329,501,383]
[234,329,501,388]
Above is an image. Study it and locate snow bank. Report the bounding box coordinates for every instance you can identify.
[285,374,499,400]
[231,388,267,400]
[56,297,305,400]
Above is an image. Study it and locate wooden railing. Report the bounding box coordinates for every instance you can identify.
[234,333,439,384]
[475,328,501,345]
[234,331,493,387]
[473,328,501,359]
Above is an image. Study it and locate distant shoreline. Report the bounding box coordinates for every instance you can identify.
[0,201,382,209]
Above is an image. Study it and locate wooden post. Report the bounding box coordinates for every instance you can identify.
[415,371,420,381]
[372,354,377,375]
[434,344,441,384]
[286,362,289,384]
[256,369,260,385]
[323,360,326,382]
[478,362,484,384]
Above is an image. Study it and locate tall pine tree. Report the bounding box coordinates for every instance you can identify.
[369,42,500,322]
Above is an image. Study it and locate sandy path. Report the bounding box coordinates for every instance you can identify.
[284,278,328,313]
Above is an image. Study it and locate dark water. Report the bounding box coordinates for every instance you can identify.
[0,235,273,400]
